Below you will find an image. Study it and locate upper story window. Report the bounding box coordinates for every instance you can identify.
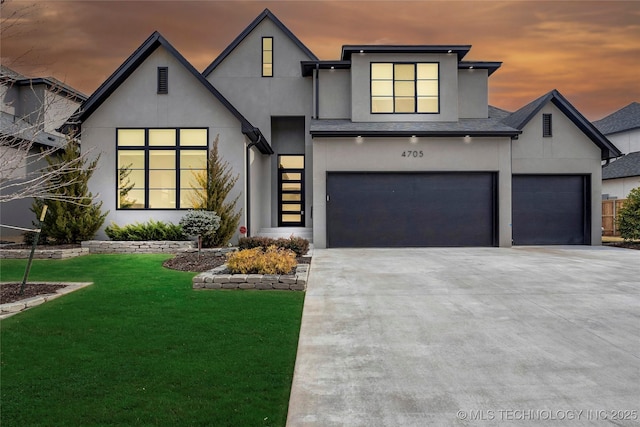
[542,113,552,137]
[371,63,439,113]
[157,67,168,94]
[117,128,208,210]
[262,37,273,77]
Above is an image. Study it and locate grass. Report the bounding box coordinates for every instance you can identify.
[0,254,305,427]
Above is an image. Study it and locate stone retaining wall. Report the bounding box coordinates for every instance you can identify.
[0,282,93,319]
[82,240,195,254]
[0,247,89,259]
[193,263,309,291]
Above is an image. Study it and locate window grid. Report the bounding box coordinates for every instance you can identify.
[262,37,273,77]
[371,62,439,114]
[117,128,207,210]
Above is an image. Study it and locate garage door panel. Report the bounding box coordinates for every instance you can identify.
[327,172,496,247]
[512,175,589,245]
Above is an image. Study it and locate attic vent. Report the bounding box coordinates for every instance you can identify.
[542,113,552,137]
[157,67,168,94]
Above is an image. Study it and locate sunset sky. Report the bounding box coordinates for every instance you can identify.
[2,0,639,120]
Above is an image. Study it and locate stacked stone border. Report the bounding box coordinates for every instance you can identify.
[0,241,197,259]
[0,282,93,319]
[193,262,309,291]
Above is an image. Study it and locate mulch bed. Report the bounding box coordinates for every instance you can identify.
[603,241,640,250]
[162,251,311,273]
[1,283,66,304]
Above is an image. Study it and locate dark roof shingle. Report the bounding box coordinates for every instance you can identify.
[593,102,640,135]
[602,151,640,179]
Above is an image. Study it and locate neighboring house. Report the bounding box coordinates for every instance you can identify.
[0,65,87,240]
[594,102,640,199]
[68,9,620,248]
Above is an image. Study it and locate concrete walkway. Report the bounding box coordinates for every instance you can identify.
[287,247,640,426]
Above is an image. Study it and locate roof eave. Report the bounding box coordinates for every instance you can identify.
[310,130,521,138]
[341,45,472,61]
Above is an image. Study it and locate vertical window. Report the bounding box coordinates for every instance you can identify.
[117,128,207,209]
[371,62,439,113]
[543,114,552,137]
[157,67,168,94]
[262,37,273,77]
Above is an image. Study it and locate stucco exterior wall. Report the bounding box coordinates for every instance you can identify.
[318,69,350,119]
[312,136,513,248]
[81,47,248,240]
[458,69,488,119]
[602,177,640,199]
[44,90,81,135]
[350,53,459,122]
[606,128,640,155]
[512,103,603,245]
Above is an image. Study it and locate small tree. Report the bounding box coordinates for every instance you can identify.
[118,163,136,209]
[31,137,107,244]
[617,187,640,241]
[179,210,221,256]
[189,135,241,247]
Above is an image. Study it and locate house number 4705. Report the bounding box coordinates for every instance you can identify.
[401,150,424,158]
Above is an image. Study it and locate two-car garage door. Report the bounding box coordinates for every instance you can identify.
[326,172,497,247]
[326,172,590,247]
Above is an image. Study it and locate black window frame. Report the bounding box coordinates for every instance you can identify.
[116,127,208,210]
[262,37,273,77]
[370,62,440,114]
[542,113,552,137]
[157,67,168,94]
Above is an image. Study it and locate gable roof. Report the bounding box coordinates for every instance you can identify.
[66,31,272,154]
[203,8,318,76]
[502,89,621,160]
[1,65,87,103]
[602,151,640,179]
[593,102,640,135]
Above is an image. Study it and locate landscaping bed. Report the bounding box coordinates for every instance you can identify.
[1,282,67,304]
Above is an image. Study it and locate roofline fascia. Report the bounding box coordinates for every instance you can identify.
[14,78,87,102]
[310,130,522,138]
[203,8,318,77]
[301,60,351,77]
[458,61,502,76]
[341,45,472,61]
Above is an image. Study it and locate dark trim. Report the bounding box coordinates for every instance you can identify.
[62,31,272,154]
[12,78,87,103]
[203,8,318,77]
[370,62,440,115]
[301,60,351,77]
[341,45,471,61]
[503,89,621,160]
[115,127,209,210]
[310,130,521,138]
[458,61,502,76]
[262,36,273,77]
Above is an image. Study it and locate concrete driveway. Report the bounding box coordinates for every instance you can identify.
[287,247,640,426]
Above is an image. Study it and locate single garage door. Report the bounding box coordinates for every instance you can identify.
[512,175,590,245]
[326,172,497,247]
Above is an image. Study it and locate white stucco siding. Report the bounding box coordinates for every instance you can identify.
[350,53,459,122]
[606,128,640,155]
[512,103,603,245]
[602,177,640,199]
[81,47,249,240]
[312,136,513,248]
[43,90,82,135]
[458,69,488,119]
[318,69,350,119]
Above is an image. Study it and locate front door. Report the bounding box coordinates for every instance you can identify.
[278,155,305,227]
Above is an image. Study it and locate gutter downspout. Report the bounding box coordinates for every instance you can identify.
[245,135,261,237]
[314,63,319,119]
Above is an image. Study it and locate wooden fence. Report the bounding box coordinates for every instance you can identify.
[602,199,626,236]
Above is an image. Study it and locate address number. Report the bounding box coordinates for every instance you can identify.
[401,150,424,158]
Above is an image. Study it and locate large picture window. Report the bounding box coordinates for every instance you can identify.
[371,62,439,113]
[117,128,207,209]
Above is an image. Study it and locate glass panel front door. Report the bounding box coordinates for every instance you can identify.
[278,155,304,226]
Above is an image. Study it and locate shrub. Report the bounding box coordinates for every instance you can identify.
[238,235,309,257]
[617,187,640,241]
[105,220,187,241]
[226,246,297,275]
[31,138,107,244]
[179,210,221,253]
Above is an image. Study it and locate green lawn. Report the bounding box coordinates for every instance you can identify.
[0,254,304,427]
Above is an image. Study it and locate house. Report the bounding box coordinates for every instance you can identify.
[0,66,87,241]
[595,102,640,199]
[69,8,620,248]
